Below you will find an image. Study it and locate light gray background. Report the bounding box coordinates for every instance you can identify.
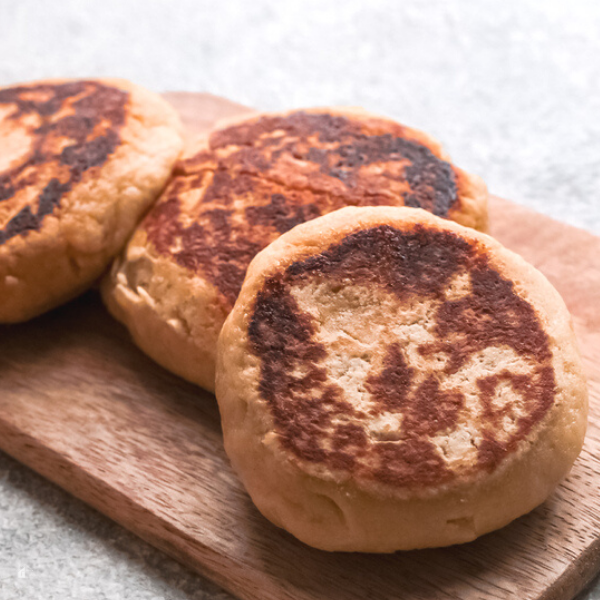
[0,0,599,598]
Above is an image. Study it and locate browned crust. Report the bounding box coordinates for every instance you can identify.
[216,206,588,551]
[0,78,184,323]
[246,223,554,489]
[142,108,488,310]
[0,81,129,243]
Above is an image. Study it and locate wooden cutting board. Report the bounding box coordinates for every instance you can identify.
[0,93,599,600]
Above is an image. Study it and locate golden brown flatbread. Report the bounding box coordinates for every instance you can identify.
[0,78,183,322]
[216,206,587,552]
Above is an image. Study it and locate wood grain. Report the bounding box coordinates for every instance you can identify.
[0,93,599,600]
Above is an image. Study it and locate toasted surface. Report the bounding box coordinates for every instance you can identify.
[216,206,588,552]
[0,78,183,322]
[104,108,488,391]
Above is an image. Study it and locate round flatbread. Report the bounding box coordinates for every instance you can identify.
[103,107,488,391]
[216,206,587,552]
[0,78,183,322]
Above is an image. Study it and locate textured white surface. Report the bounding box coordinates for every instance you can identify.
[0,0,599,598]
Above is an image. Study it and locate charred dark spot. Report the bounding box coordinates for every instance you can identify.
[37,178,72,219]
[332,422,368,451]
[286,224,473,301]
[143,196,181,256]
[364,344,464,484]
[248,275,361,468]
[372,439,449,487]
[475,367,555,471]
[408,377,464,437]
[145,184,264,307]
[367,346,464,439]
[420,262,553,374]
[0,206,38,245]
[209,112,364,149]
[245,193,322,234]
[0,81,128,244]
[60,130,120,175]
[311,134,457,215]
[248,224,556,488]
[172,216,261,307]
[0,179,15,202]
[202,170,234,204]
[366,343,414,413]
